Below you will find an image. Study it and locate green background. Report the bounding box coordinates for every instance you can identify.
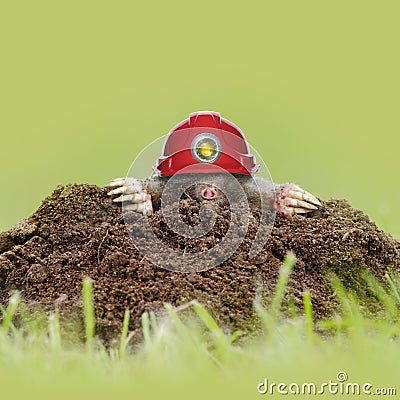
[1,0,399,237]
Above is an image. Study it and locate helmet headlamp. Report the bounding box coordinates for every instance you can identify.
[191,133,221,164]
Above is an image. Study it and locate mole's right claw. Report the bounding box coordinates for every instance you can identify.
[105,177,153,216]
[113,193,148,203]
[105,177,127,188]
[107,181,145,196]
[124,195,153,216]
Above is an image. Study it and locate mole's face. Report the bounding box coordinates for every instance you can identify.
[166,174,230,205]
[163,174,252,207]
[185,181,225,204]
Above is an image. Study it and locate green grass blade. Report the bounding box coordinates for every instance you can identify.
[119,308,130,359]
[141,312,151,346]
[192,301,231,362]
[255,252,296,336]
[192,301,221,334]
[386,273,400,304]
[165,304,193,343]
[270,252,296,316]
[303,290,314,339]
[1,292,20,334]
[149,311,158,334]
[364,272,399,319]
[48,309,62,352]
[82,277,95,350]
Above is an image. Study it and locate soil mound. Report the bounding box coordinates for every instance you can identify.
[0,184,399,342]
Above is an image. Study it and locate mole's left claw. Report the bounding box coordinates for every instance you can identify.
[275,183,322,216]
[286,186,322,208]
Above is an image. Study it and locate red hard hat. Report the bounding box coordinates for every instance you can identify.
[155,111,259,177]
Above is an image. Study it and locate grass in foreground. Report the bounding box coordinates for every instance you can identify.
[1,254,400,400]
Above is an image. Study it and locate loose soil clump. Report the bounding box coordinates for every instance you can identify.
[0,184,399,343]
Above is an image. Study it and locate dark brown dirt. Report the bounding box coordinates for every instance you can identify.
[0,184,399,343]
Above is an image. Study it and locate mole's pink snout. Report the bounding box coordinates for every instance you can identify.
[201,187,218,200]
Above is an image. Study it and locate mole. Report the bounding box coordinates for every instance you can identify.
[105,112,321,216]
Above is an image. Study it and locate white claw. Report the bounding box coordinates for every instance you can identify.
[275,183,322,215]
[124,203,144,212]
[105,177,127,188]
[106,177,153,216]
[293,207,316,214]
[124,194,153,216]
[284,197,318,210]
[304,192,322,207]
[105,177,143,189]
[143,194,153,216]
[107,182,145,196]
[107,186,129,196]
[113,193,148,203]
[287,188,322,207]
